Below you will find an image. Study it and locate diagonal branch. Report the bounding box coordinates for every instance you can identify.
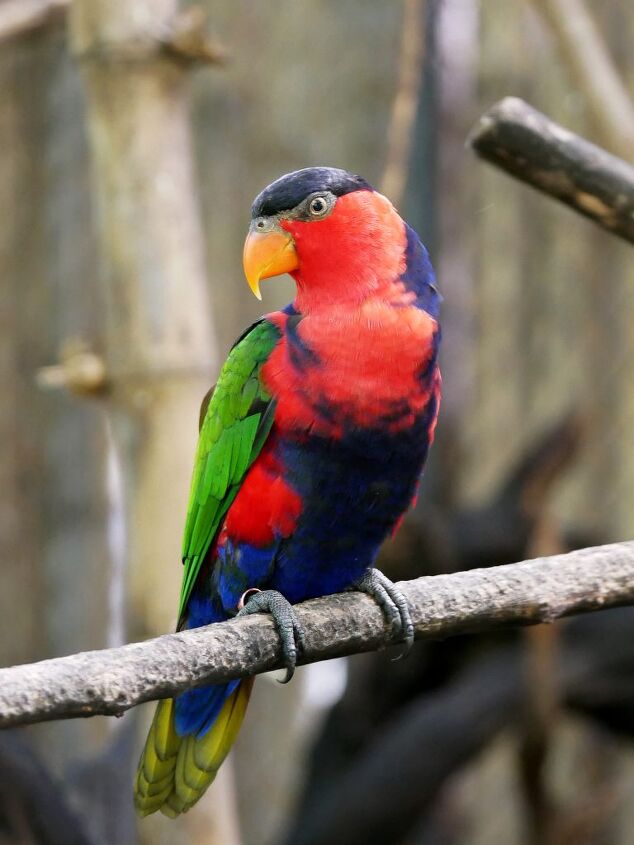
[1,541,633,730]
[468,97,634,245]
[530,0,634,159]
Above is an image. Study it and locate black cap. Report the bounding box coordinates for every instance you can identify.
[251,167,372,218]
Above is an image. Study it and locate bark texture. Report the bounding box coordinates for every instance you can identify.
[469,96,634,244]
[0,541,633,729]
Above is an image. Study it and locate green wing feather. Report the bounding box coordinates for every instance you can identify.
[177,319,280,623]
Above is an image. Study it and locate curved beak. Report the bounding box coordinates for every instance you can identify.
[242,228,298,300]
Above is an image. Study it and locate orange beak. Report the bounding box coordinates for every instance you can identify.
[242,229,298,300]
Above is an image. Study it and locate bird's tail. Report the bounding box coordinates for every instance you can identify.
[133,679,253,817]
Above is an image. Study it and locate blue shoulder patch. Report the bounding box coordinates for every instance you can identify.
[400,224,441,319]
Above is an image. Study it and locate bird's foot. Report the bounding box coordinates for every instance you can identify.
[236,589,306,683]
[352,568,414,656]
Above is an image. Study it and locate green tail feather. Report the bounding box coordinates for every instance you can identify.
[134,680,253,817]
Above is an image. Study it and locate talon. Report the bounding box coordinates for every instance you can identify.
[236,589,305,681]
[353,568,414,656]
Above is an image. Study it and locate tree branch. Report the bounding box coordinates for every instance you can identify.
[468,97,634,245]
[530,0,634,159]
[0,541,633,729]
[381,0,426,208]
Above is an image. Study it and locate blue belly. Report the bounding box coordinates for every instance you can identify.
[195,391,438,617]
[269,396,438,602]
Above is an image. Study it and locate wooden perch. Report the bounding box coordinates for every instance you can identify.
[1,541,633,729]
[468,97,634,245]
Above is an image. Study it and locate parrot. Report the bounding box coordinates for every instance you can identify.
[133,166,441,817]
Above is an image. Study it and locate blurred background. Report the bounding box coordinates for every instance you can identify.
[1,1,633,844]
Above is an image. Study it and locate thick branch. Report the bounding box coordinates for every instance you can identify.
[1,542,633,729]
[468,97,634,245]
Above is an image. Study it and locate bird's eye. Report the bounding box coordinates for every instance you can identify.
[308,195,330,218]
[255,217,269,231]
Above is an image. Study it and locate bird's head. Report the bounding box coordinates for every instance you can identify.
[243,167,409,310]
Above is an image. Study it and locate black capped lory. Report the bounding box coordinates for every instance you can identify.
[134,167,441,817]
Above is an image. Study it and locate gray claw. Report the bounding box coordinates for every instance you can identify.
[236,589,305,682]
[353,568,414,656]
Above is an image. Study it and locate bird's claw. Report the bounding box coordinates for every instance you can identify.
[352,568,414,658]
[236,589,305,683]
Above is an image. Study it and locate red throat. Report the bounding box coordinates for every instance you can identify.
[281,191,407,312]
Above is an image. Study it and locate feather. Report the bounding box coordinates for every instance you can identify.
[134,682,253,817]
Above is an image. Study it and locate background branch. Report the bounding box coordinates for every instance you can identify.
[530,0,634,159]
[1,541,633,730]
[468,97,634,245]
[381,0,425,207]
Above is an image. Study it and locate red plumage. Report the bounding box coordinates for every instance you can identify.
[222,442,302,546]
